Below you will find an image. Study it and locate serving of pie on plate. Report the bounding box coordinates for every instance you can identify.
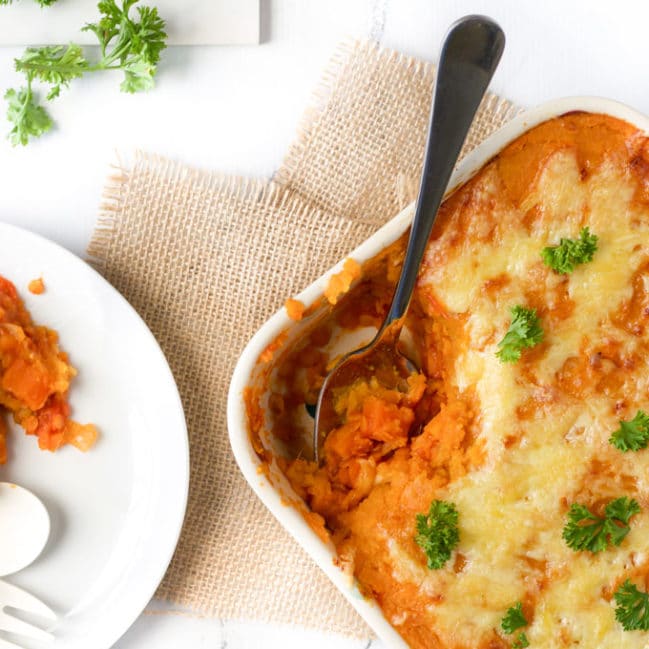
[0,224,188,649]
[0,274,97,463]
[235,106,649,648]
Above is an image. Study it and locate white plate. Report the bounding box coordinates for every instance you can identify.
[0,224,189,649]
[227,97,649,648]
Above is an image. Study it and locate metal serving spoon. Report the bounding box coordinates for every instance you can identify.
[313,16,505,462]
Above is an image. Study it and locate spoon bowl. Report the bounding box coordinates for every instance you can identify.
[0,482,50,577]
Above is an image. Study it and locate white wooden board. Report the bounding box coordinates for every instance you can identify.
[0,0,260,45]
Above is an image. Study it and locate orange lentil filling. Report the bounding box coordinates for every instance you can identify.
[28,277,45,295]
[0,275,97,462]
[284,298,306,322]
[324,258,362,305]
[257,230,484,647]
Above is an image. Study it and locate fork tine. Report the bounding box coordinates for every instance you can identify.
[0,636,26,649]
[0,610,53,643]
[0,581,56,621]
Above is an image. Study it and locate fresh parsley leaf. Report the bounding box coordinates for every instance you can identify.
[132,5,167,65]
[83,0,167,92]
[4,0,167,145]
[513,632,530,649]
[414,500,459,570]
[610,410,649,452]
[614,579,649,631]
[541,227,598,274]
[120,58,155,93]
[501,602,527,634]
[502,603,530,647]
[15,45,88,101]
[496,305,544,363]
[82,0,125,53]
[562,497,640,553]
[4,85,52,146]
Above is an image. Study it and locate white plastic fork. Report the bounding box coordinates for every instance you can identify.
[0,579,56,647]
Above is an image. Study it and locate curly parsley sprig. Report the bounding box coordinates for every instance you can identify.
[541,227,598,274]
[496,305,544,363]
[502,602,527,634]
[609,410,649,453]
[512,634,530,649]
[501,602,530,647]
[5,84,52,146]
[414,500,459,570]
[562,497,640,553]
[5,0,167,145]
[614,579,649,631]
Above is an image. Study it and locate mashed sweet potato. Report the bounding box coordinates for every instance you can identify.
[0,275,97,462]
[324,258,361,305]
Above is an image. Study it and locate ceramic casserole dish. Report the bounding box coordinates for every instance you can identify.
[227,97,649,648]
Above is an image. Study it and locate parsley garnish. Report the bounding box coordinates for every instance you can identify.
[502,603,530,647]
[501,601,527,634]
[5,0,166,145]
[562,497,640,553]
[496,306,544,363]
[610,410,649,453]
[541,227,598,274]
[513,632,530,649]
[414,500,459,570]
[614,579,649,631]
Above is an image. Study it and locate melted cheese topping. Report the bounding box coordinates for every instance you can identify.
[276,113,649,649]
[416,118,649,647]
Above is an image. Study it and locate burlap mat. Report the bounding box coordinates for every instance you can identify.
[88,40,519,636]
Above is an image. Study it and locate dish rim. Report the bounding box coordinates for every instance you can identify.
[226,96,649,647]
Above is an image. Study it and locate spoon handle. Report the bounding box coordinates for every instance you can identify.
[384,15,505,325]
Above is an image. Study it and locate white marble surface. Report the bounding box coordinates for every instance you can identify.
[1,0,649,646]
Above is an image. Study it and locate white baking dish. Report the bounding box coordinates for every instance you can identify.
[226,97,649,647]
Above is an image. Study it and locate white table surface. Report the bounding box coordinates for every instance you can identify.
[1,0,649,646]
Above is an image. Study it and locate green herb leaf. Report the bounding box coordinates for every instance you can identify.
[15,45,88,100]
[501,602,527,634]
[5,0,167,144]
[414,500,459,570]
[562,497,640,553]
[541,227,599,274]
[513,632,530,649]
[496,306,544,363]
[5,85,53,146]
[83,0,167,76]
[132,5,167,65]
[610,410,649,453]
[614,579,649,631]
[120,58,155,93]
